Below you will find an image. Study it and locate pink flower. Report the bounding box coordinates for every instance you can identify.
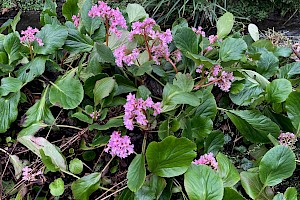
[205,46,213,52]
[196,64,204,73]
[88,1,127,38]
[206,65,234,92]
[20,26,44,46]
[208,35,218,44]
[192,26,205,37]
[72,14,80,28]
[211,65,222,76]
[278,132,297,149]
[113,45,140,67]
[173,49,182,63]
[22,166,43,181]
[129,18,156,41]
[193,152,218,170]
[123,93,161,130]
[104,131,134,158]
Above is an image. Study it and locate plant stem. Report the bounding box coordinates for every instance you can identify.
[143,33,152,60]
[61,169,80,179]
[142,131,148,154]
[146,72,165,86]
[105,18,110,46]
[29,45,34,60]
[166,57,178,74]
[55,125,83,131]
[100,156,115,175]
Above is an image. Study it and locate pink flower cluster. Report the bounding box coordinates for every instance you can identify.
[113,45,140,67]
[278,132,298,149]
[193,152,218,170]
[172,49,182,63]
[104,131,134,158]
[292,43,300,62]
[124,93,161,130]
[208,65,234,92]
[72,14,80,28]
[88,1,127,38]
[128,18,173,64]
[20,26,44,46]
[192,26,206,37]
[208,35,218,44]
[22,166,43,181]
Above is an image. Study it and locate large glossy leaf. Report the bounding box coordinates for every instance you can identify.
[240,171,273,200]
[0,91,20,133]
[93,77,115,106]
[284,187,297,200]
[204,131,224,155]
[216,153,240,187]
[18,122,48,137]
[256,50,279,79]
[266,79,292,103]
[259,145,296,186]
[162,83,200,112]
[223,187,245,200]
[49,71,84,109]
[195,88,217,120]
[182,116,213,140]
[184,164,223,200]
[248,23,259,41]
[286,91,300,131]
[15,56,47,83]
[115,74,137,96]
[0,77,22,97]
[33,24,68,55]
[89,118,123,131]
[62,0,79,21]
[17,135,67,170]
[126,3,148,23]
[135,175,166,199]
[89,42,115,65]
[174,27,198,55]
[64,28,94,53]
[146,136,196,177]
[22,87,55,127]
[219,38,247,62]
[3,32,21,64]
[226,110,280,143]
[127,154,146,192]
[217,12,234,39]
[71,173,101,200]
[278,62,300,79]
[173,72,194,92]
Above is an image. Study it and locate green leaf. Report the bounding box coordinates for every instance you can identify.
[284,187,297,200]
[89,118,123,131]
[204,131,224,155]
[126,4,148,23]
[135,175,166,199]
[49,178,65,196]
[72,112,93,124]
[278,62,300,79]
[158,120,170,140]
[15,56,47,83]
[33,24,68,55]
[3,32,21,64]
[0,77,22,97]
[266,79,292,103]
[108,30,136,51]
[137,85,151,100]
[127,154,146,192]
[252,39,275,51]
[18,122,48,137]
[83,73,109,98]
[0,91,20,133]
[273,193,284,200]
[216,153,240,187]
[9,155,24,179]
[71,173,101,200]
[11,11,21,32]
[80,0,101,35]
[248,24,259,41]
[217,12,234,39]
[115,74,137,96]
[256,50,279,79]
[41,149,59,172]
[116,188,135,200]
[240,171,273,200]
[49,71,84,109]
[65,28,94,53]
[127,62,153,77]
[184,164,223,200]
[195,88,217,120]
[259,145,296,186]
[146,136,196,177]
[173,72,194,92]
[182,116,213,140]
[162,83,200,112]
[219,38,247,62]
[273,46,292,57]
[17,135,67,170]
[90,42,115,64]
[226,110,280,143]
[223,187,246,200]
[93,77,115,106]
[22,86,55,127]
[286,91,300,131]
[174,27,198,55]
[62,0,79,21]
[69,158,83,174]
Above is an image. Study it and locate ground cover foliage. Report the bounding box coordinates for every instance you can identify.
[0,0,300,199]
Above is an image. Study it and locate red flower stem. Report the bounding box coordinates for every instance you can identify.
[105,17,110,46]
[143,32,152,60]
[166,57,178,74]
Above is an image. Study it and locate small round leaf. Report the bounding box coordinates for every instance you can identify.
[69,158,83,174]
[49,178,65,196]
